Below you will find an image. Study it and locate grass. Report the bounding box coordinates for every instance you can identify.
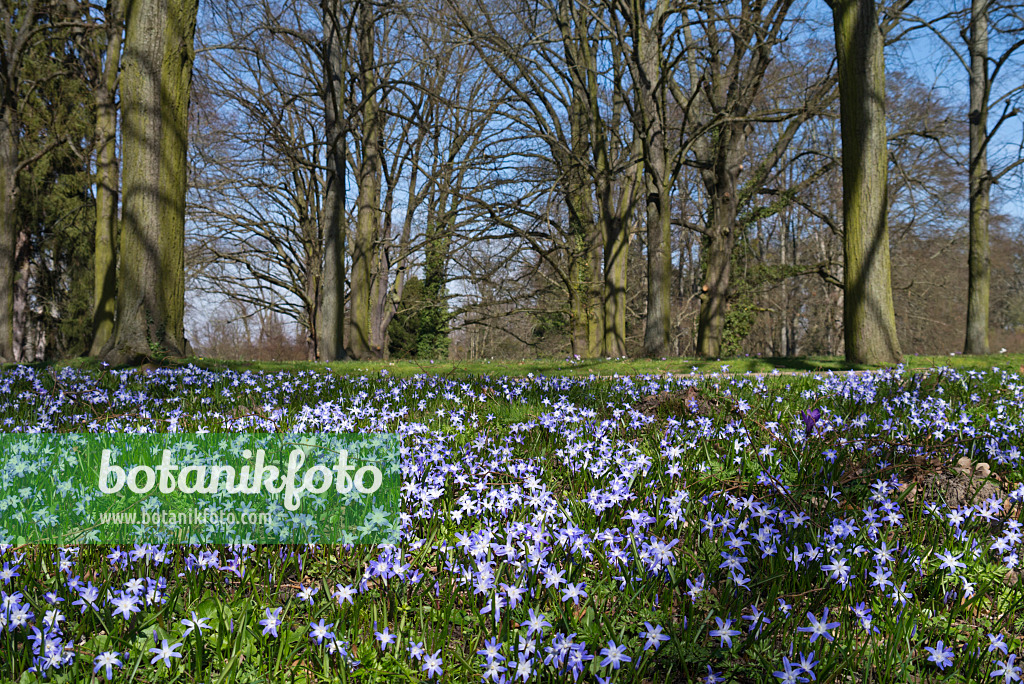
[33,352,1024,378]
[0,360,1022,682]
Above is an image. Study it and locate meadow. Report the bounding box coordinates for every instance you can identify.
[1,358,1023,683]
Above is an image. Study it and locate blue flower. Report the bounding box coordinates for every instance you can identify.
[992,654,1022,684]
[797,608,840,643]
[421,649,443,679]
[774,656,809,683]
[308,619,334,645]
[259,607,283,638]
[148,639,182,669]
[639,622,670,651]
[709,617,741,649]
[93,651,123,681]
[924,640,954,670]
[598,640,631,669]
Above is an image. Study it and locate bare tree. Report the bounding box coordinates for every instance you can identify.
[959,0,1023,353]
[319,0,351,360]
[675,0,832,358]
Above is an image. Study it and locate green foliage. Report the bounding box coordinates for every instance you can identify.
[720,224,809,357]
[15,6,97,359]
[420,241,451,360]
[389,276,451,360]
[388,277,424,359]
[416,302,450,360]
[532,309,569,344]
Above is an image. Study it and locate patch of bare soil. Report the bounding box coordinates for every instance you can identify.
[901,456,1006,511]
[635,386,724,420]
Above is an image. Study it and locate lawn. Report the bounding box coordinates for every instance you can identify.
[1,359,1023,682]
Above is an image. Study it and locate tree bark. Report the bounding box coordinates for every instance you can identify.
[12,230,28,361]
[563,101,593,358]
[101,0,198,364]
[831,0,902,364]
[90,0,123,356]
[627,6,671,358]
[696,123,746,358]
[348,0,381,360]
[964,0,990,355]
[0,108,16,362]
[319,0,348,361]
[556,2,604,359]
[600,43,635,359]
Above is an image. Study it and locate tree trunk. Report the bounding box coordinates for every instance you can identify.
[302,215,321,361]
[602,207,630,358]
[101,0,198,364]
[964,0,990,355]
[564,146,593,358]
[600,47,635,359]
[319,0,348,361]
[697,124,745,358]
[586,216,604,358]
[0,108,16,362]
[831,0,901,364]
[643,171,672,358]
[629,14,671,358]
[696,232,734,358]
[12,230,28,361]
[90,0,123,357]
[371,176,392,356]
[348,0,380,360]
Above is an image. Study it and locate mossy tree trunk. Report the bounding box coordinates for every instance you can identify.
[564,87,596,358]
[348,0,382,360]
[90,0,123,356]
[0,108,16,362]
[696,123,746,358]
[556,1,604,359]
[830,0,902,364]
[101,0,198,364]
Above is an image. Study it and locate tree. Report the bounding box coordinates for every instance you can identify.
[451,0,639,359]
[319,0,349,360]
[962,0,1023,353]
[828,0,903,364]
[14,0,97,360]
[1,0,68,361]
[101,0,198,363]
[90,0,123,355]
[347,0,380,359]
[613,0,678,358]
[893,0,1024,354]
[676,0,828,359]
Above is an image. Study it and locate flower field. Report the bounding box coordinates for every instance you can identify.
[1,363,1023,683]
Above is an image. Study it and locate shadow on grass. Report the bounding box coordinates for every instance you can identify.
[6,353,1022,377]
